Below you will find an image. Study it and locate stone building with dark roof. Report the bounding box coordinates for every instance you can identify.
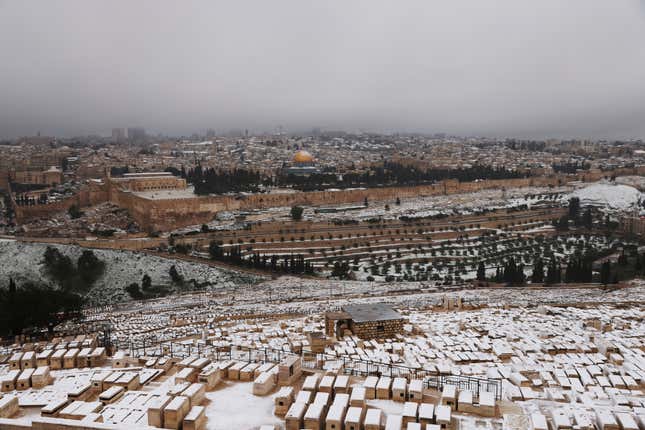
[325,303,404,339]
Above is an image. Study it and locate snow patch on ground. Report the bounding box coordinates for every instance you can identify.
[204,382,283,430]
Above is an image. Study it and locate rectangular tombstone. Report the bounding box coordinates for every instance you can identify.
[377,376,392,399]
[1,370,20,392]
[319,375,335,393]
[0,395,19,418]
[90,371,112,393]
[363,376,378,399]
[36,349,54,367]
[435,405,452,430]
[365,408,383,430]
[333,375,350,394]
[147,394,172,428]
[113,351,127,368]
[285,402,307,430]
[350,386,366,408]
[183,405,207,430]
[89,347,107,367]
[181,383,206,408]
[402,402,419,426]
[440,385,457,410]
[50,349,66,370]
[8,352,23,371]
[41,398,68,417]
[344,406,365,430]
[304,402,325,430]
[392,377,407,402]
[227,361,246,380]
[17,368,35,390]
[240,363,261,381]
[198,366,221,391]
[418,403,435,426]
[163,395,190,430]
[99,386,125,405]
[175,367,197,384]
[32,366,51,389]
[408,379,424,403]
[303,374,320,392]
[274,386,295,416]
[21,351,36,370]
[253,372,275,396]
[63,348,80,369]
[325,403,346,430]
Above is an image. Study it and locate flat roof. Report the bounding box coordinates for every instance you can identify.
[342,303,403,323]
[122,172,173,177]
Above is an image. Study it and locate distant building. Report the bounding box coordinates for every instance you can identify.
[18,136,55,147]
[111,128,126,143]
[127,128,146,142]
[325,303,404,339]
[107,171,186,192]
[12,166,63,187]
[283,150,321,176]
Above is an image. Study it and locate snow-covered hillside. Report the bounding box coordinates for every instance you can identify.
[571,182,643,212]
[0,240,262,305]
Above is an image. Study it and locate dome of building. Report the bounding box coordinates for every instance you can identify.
[293,150,314,164]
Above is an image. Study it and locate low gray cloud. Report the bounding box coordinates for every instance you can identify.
[0,0,644,139]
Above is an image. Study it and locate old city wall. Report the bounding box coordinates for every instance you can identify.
[105,167,645,231]
[11,166,645,230]
[13,181,107,223]
[14,197,78,222]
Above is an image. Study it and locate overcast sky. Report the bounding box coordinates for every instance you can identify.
[1,1,645,139]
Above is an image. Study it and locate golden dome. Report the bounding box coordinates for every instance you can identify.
[293,150,314,163]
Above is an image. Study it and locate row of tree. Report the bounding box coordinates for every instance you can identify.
[208,241,315,274]
[476,253,619,286]
[276,163,526,191]
[181,166,263,195]
[170,162,526,195]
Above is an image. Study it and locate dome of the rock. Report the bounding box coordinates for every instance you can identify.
[293,150,314,164]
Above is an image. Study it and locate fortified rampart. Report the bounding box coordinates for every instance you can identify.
[112,167,640,232]
[13,181,107,223]
[11,165,645,231]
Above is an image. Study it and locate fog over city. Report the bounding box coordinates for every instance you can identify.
[1,0,645,139]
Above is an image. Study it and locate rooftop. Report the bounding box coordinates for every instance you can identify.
[342,303,403,323]
[121,172,173,178]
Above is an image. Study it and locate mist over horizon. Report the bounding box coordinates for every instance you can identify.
[1,0,645,140]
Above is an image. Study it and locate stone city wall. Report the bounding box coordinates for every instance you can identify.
[112,172,579,231]
[11,165,645,231]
